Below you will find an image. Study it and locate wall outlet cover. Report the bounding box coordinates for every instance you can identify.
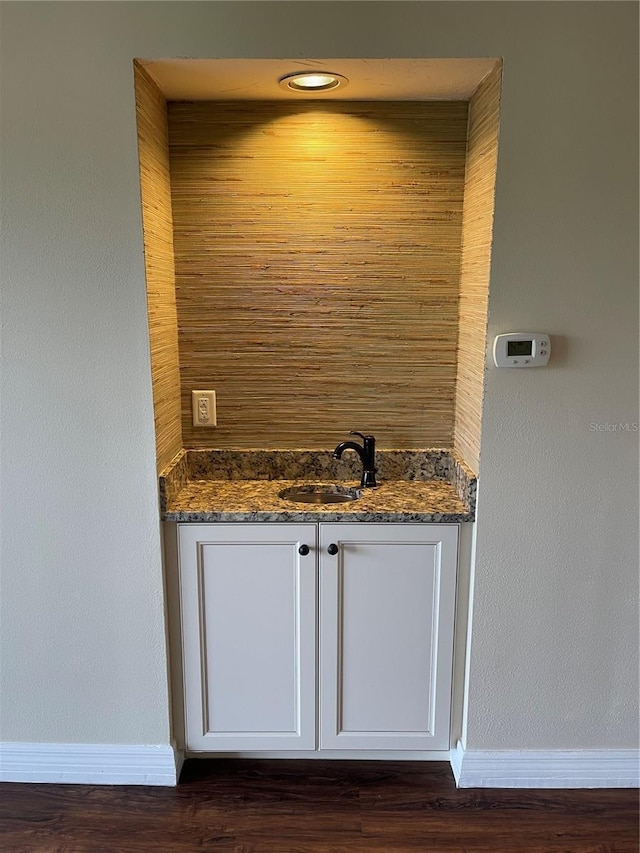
[192,390,217,427]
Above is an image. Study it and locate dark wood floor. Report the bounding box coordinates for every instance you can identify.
[1,760,638,852]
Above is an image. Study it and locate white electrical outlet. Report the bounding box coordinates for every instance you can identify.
[192,390,217,427]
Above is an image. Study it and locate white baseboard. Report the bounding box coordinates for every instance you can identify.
[0,742,184,786]
[450,741,640,788]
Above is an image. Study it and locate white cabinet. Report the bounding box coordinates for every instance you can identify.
[319,523,458,751]
[178,523,458,753]
[178,524,317,751]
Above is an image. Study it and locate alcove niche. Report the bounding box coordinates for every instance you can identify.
[133,58,502,477]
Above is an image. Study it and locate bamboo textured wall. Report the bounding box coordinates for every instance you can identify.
[134,63,183,472]
[453,65,503,473]
[169,101,469,449]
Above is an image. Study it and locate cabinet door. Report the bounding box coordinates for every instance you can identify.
[319,523,458,750]
[179,524,317,751]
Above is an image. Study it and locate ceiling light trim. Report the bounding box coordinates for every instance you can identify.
[278,71,349,94]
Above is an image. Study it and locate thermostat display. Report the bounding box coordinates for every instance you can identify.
[493,333,550,367]
[507,340,533,357]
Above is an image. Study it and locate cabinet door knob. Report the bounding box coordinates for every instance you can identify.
[327,543,339,555]
[298,544,310,556]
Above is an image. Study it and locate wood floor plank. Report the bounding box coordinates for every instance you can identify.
[0,759,637,853]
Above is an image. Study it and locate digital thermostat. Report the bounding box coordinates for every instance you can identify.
[493,333,551,368]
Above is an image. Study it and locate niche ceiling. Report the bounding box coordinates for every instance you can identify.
[140,57,498,101]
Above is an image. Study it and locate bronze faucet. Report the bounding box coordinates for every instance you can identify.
[333,431,377,488]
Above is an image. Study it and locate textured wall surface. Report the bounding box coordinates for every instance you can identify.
[0,1,637,751]
[453,65,502,474]
[0,6,172,744]
[134,64,183,472]
[169,101,468,449]
[462,3,639,748]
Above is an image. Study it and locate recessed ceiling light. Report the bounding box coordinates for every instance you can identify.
[278,72,349,93]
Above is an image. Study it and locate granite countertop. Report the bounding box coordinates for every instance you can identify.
[160,449,476,524]
[163,478,471,523]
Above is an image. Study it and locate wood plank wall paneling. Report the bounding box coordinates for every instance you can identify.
[453,65,503,474]
[168,101,469,449]
[134,63,183,472]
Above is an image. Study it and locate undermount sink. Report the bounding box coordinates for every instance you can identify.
[278,484,362,504]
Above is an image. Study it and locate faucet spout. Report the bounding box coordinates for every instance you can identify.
[333,431,377,488]
[333,440,365,462]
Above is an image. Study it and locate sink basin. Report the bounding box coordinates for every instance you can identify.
[279,484,362,504]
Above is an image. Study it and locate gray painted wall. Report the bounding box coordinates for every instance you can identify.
[1,1,637,749]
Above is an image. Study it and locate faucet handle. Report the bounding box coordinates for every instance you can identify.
[350,430,375,444]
